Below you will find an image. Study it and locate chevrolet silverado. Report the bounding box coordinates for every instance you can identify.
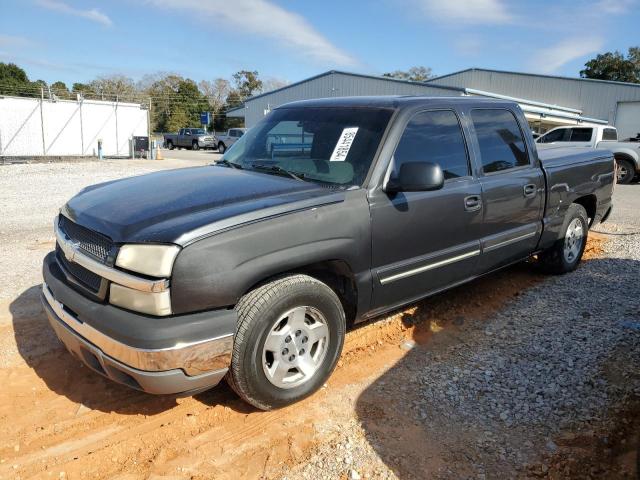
[42,97,615,410]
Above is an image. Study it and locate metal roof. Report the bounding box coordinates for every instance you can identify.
[226,70,463,113]
[429,67,640,89]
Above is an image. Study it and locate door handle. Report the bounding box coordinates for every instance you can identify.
[523,184,537,198]
[464,195,482,212]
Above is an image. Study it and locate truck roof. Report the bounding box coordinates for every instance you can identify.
[277,95,517,111]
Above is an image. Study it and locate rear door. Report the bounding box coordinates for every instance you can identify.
[468,108,544,273]
[369,108,483,312]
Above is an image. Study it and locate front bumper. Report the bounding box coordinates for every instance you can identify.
[42,252,236,395]
[198,139,216,148]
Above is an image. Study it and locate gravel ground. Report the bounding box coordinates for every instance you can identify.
[0,160,637,478]
[282,227,640,479]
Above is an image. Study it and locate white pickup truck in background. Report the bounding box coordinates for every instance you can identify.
[215,128,246,154]
[537,125,640,184]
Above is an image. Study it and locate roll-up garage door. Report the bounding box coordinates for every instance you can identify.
[615,101,640,140]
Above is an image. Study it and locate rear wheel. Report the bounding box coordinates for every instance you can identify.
[616,158,635,184]
[192,141,199,151]
[538,203,588,274]
[228,274,345,410]
[218,142,226,154]
[166,140,174,150]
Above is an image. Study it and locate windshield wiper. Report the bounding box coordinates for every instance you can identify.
[215,159,242,169]
[250,164,305,182]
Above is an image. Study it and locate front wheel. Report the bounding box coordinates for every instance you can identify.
[616,158,635,184]
[228,274,346,410]
[218,142,226,154]
[192,141,200,151]
[538,203,588,274]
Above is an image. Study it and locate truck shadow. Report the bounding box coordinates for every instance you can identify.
[354,256,640,479]
[9,285,249,415]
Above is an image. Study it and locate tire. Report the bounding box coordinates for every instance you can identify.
[218,142,226,154]
[192,141,199,151]
[538,203,589,274]
[228,274,346,410]
[166,140,174,150]
[616,158,635,184]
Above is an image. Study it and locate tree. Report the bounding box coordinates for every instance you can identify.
[383,66,433,82]
[232,70,263,101]
[199,78,230,113]
[580,47,640,84]
[50,81,71,99]
[0,62,40,96]
[89,74,137,100]
[143,74,208,132]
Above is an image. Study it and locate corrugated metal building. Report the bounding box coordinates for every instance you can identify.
[227,71,466,127]
[227,69,640,139]
[428,68,640,139]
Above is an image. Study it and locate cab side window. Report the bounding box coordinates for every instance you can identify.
[471,109,529,174]
[539,128,568,143]
[392,110,470,180]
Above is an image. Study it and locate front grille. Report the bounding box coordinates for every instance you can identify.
[56,246,102,292]
[58,215,114,263]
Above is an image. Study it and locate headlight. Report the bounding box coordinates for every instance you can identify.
[110,284,172,316]
[115,244,180,278]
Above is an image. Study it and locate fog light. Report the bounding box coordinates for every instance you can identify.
[110,283,172,316]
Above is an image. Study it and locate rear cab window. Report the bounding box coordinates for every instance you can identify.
[391,109,470,181]
[569,128,593,142]
[470,109,529,174]
[602,128,618,141]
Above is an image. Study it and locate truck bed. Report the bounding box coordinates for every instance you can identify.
[537,146,614,250]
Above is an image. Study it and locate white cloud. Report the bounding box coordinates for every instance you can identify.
[0,34,32,48]
[36,0,112,27]
[145,0,358,67]
[414,0,513,24]
[594,0,635,14]
[530,37,604,74]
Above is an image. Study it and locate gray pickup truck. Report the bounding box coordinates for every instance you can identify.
[42,96,614,410]
[215,128,246,154]
[164,128,216,150]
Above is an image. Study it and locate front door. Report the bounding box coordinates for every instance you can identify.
[369,108,483,313]
[467,108,544,273]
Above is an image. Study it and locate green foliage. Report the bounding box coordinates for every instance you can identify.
[50,81,71,99]
[232,70,263,100]
[383,66,433,82]
[145,74,209,132]
[0,62,41,96]
[580,47,640,84]
[0,62,259,131]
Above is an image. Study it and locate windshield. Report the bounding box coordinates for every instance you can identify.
[220,106,393,187]
[191,128,206,135]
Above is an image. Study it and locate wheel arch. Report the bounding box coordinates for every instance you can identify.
[614,150,639,170]
[573,194,597,226]
[243,260,359,326]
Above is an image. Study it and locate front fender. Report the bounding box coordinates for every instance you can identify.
[170,190,372,315]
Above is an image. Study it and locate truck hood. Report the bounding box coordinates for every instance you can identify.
[62,166,344,245]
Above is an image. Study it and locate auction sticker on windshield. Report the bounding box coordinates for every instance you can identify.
[330,127,359,162]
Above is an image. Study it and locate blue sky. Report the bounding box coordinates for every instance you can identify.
[0,0,638,87]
